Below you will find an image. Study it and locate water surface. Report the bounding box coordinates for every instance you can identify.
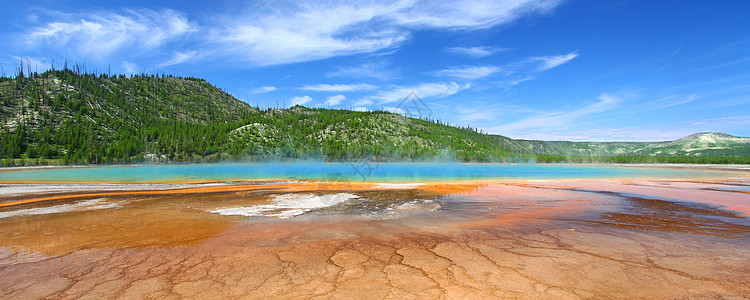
[0,163,734,183]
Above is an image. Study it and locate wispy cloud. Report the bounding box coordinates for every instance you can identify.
[383,106,405,114]
[445,46,507,57]
[8,56,48,71]
[299,83,377,92]
[290,95,312,106]
[328,62,398,81]
[209,2,408,66]
[453,103,541,123]
[325,94,346,106]
[488,93,622,135]
[434,65,501,80]
[16,0,561,67]
[495,75,536,90]
[531,52,578,71]
[370,82,471,104]
[24,9,195,59]
[251,86,277,94]
[121,61,137,74]
[630,94,697,113]
[157,51,197,68]
[210,0,561,66]
[390,0,560,29]
[428,52,578,90]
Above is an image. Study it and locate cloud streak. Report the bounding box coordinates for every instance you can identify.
[157,51,197,67]
[370,82,471,104]
[299,83,377,92]
[17,0,562,67]
[209,0,561,66]
[445,46,507,57]
[251,86,277,94]
[325,94,346,106]
[328,62,398,81]
[488,93,622,135]
[434,65,502,80]
[25,9,195,59]
[531,52,578,71]
[290,95,312,106]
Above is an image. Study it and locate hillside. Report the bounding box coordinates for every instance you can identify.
[0,70,515,165]
[1,70,748,166]
[1,68,258,164]
[224,107,512,161]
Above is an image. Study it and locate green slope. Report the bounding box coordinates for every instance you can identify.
[0,70,519,165]
[224,106,517,161]
[1,69,257,164]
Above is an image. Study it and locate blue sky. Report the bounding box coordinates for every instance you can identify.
[1,0,749,141]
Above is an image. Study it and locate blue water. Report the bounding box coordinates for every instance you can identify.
[0,163,730,183]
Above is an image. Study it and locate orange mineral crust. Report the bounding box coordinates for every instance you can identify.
[0,179,749,299]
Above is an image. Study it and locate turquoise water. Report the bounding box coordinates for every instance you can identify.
[0,163,731,183]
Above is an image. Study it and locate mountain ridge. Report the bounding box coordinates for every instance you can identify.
[1,71,748,165]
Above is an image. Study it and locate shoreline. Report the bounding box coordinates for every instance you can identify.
[1,161,750,172]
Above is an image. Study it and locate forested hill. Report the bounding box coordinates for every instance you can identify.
[0,69,514,165]
[0,68,261,165]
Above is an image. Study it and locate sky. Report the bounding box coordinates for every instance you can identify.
[1,0,749,141]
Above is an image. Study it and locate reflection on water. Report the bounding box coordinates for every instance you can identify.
[0,178,749,298]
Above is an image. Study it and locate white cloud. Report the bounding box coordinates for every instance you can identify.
[623,94,697,114]
[26,14,39,23]
[251,86,277,94]
[434,65,501,80]
[9,56,48,72]
[531,52,578,71]
[391,0,560,29]
[445,46,507,57]
[299,83,377,92]
[121,61,137,74]
[325,94,346,106]
[488,93,622,136]
[495,75,536,90]
[383,106,405,114]
[454,103,540,123]
[210,0,561,66]
[328,62,398,81]
[211,2,408,66]
[370,82,471,104]
[352,106,369,112]
[17,1,562,67]
[290,95,312,106]
[25,9,195,59]
[354,98,374,106]
[157,51,197,67]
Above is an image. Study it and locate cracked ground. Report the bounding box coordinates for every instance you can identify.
[0,178,749,299]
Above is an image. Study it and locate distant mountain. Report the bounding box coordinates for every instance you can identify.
[648,132,750,156]
[1,70,748,166]
[491,132,750,158]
